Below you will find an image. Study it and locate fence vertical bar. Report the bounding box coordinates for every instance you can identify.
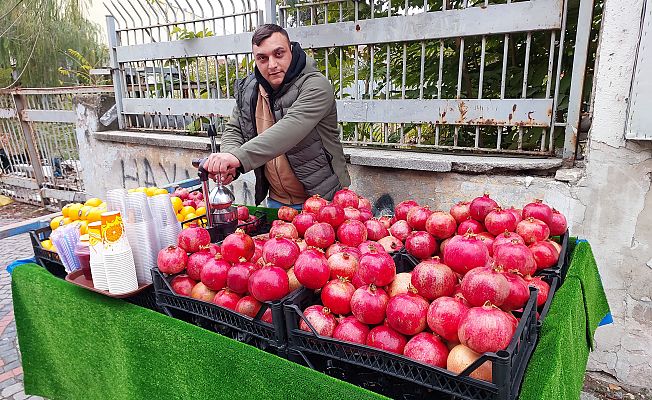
[107,16,126,129]
[12,93,45,204]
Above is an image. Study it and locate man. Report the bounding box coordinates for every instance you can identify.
[203,24,350,208]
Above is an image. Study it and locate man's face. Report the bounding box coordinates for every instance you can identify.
[253,32,292,90]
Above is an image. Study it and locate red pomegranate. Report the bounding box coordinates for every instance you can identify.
[386,290,429,335]
[406,206,433,231]
[321,278,356,315]
[351,284,389,324]
[186,249,215,281]
[337,219,368,247]
[387,272,413,297]
[411,259,457,300]
[170,274,196,296]
[427,296,470,342]
[226,258,258,294]
[261,308,273,324]
[405,231,438,259]
[303,195,328,214]
[278,206,299,222]
[501,272,530,311]
[545,239,562,254]
[332,188,360,209]
[262,236,300,270]
[529,241,560,270]
[425,211,457,240]
[236,206,249,221]
[443,234,490,275]
[359,209,373,222]
[221,229,255,263]
[294,238,308,252]
[366,325,408,354]
[206,243,221,256]
[300,305,338,337]
[248,264,290,301]
[318,204,346,228]
[328,252,358,280]
[294,248,330,289]
[523,199,553,226]
[292,212,317,238]
[325,242,346,258]
[212,289,241,310]
[343,207,362,221]
[200,254,231,291]
[304,222,336,249]
[190,282,217,302]
[351,268,366,289]
[235,295,262,317]
[377,236,404,253]
[157,245,188,275]
[549,209,568,236]
[287,267,302,292]
[378,215,393,229]
[403,333,449,368]
[516,218,550,244]
[389,220,412,242]
[493,239,537,276]
[394,200,419,221]
[493,231,525,252]
[358,197,372,211]
[269,221,299,240]
[333,316,370,344]
[484,208,518,236]
[476,232,496,257]
[252,238,266,263]
[470,194,499,222]
[358,250,396,287]
[450,201,472,224]
[506,207,523,225]
[358,241,386,256]
[365,219,390,241]
[440,237,452,255]
[460,266,510,307]
[177,226,211,253]
[525,276,550,307]
[457,218,486,235]
[458,303,516,353]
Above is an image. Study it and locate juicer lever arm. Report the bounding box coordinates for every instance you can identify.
[192,158,209,182]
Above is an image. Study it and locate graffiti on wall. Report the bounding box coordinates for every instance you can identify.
[120,158,192,188]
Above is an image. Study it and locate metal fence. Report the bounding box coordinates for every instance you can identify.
[0,86,113,208]
[104,0,597,165]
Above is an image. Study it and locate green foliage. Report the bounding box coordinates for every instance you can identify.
[58,48,110,85]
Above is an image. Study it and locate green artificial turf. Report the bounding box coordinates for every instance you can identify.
[12,264,386,400]
[519,241,610,400]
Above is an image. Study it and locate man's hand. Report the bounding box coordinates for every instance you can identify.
[203,152,241,185]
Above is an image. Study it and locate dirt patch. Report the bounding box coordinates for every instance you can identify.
[0,200,52,225]
[584,372,652,400]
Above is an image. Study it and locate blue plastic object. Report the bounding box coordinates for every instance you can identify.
[6,258,37,275]
[598,312,613,327]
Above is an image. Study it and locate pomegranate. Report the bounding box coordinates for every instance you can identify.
[278,206,299,222]
[411,259,457,300]
[493,239,537,276]
[212,289,241,310]
[501,272,530,311]
[366,325,407,354]
[549,209,568,236]
[304,222,336,249]
[300,305,338,337]
[186,249,215,281]
[269,221,299,240]
[377,235,404,253]
[294,238,308,252]
[343,207,362,221]
[261,308,273,324]
[351,284,389,324]
[447,344,492,382]
[458,302,516,353]
[358,197,372,211]
[358,241,386,255]
[325,242,347,258]
[529,241,560,270]
[386,290,429,335]
[177,226,211,253]
[389,220,412,242]
[525,276,550,307]
[173,187,189,200]
[523,199,553,226]
[236,206,249,221]
[221,229,255,263]
[170,274,196,296]
[425,212,456,240]
[248,264,290,301]
[440,237,452,255]
[516,218,550,245]
[403,333,449,368]
[443,234,490,275]
[546,239,562,254]
[226,258,258,294]
[358,250,396,287]
[405,231,437,259]
[157,245,188,275]
[351,269,366,289]
[427,296,470,342]
[321,278,356,315]
[190,282,217,302]
[506,207,523,225]
[457,218,486,235]
[365,219,390,241]
[261,236,300,270]
[493,231,525,252]
[450,201,471,224]
[394,200,419,221]
[294,248,330,289]
[470,194,499,222]
[292,212,317,238]
[286,267,302,292]
[359,208,373,222]
[378,215,393,229]
[484,208,518,236]
[206,243,221,256]
[303,195,328,214]
[387,272,413,297]
[235,295,262,317]
[406,206,433,231]
[318,204,346,228]
[332,188,360,209]
[252,238,266,263]
[476,232,496,257]
[460,266,510,307]
[328,252,358,280]
[333,316,370,344]
[337,219,368,247]
[200,254,232,291]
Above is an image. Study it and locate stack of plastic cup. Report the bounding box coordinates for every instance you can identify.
[106,189,128,216]
[50,223,82,274]
[122,192,158,285]
[87,221,108,291]
[101,211,138,295]
[150,193,182,249]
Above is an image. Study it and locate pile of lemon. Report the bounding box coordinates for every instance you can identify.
[169,196,207,228]
[127,186,170,197]
[43,197,106,252]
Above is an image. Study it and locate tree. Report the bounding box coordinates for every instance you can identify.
[0,0,107,88]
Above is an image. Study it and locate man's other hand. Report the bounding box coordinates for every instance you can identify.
[204,153,241,185]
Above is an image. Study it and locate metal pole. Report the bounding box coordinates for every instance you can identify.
[12,92,46,205]
[264,0,276,24]
[107,15,126,129]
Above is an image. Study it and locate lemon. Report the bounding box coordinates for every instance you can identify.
[68,203,83,221]
[184,212,197,221]
[176,213,184,222]
[50,216,64,231]
[61,204,72,218]
[87,207,103,222]
[84,198,103,207]
[62,217,73,225]
[170,197,183,212]
[154,188,169,196]
[180,206,196,218]
[128,188,137,193]
[145,187,159,197]
[78,221,89,235]
[135,187,146,193]
[41,239,53,250]
[195,206,206,217]
[79,206,92,220]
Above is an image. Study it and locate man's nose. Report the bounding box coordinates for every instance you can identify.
[268,57,277,70]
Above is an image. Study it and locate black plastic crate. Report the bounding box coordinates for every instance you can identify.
[182,209,270,241]
[151,267,294,350]
[536,230,570,282]
[124,285,162,313]
[29,226,67,278]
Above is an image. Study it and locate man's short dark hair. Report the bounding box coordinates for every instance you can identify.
[252,24,290,46]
